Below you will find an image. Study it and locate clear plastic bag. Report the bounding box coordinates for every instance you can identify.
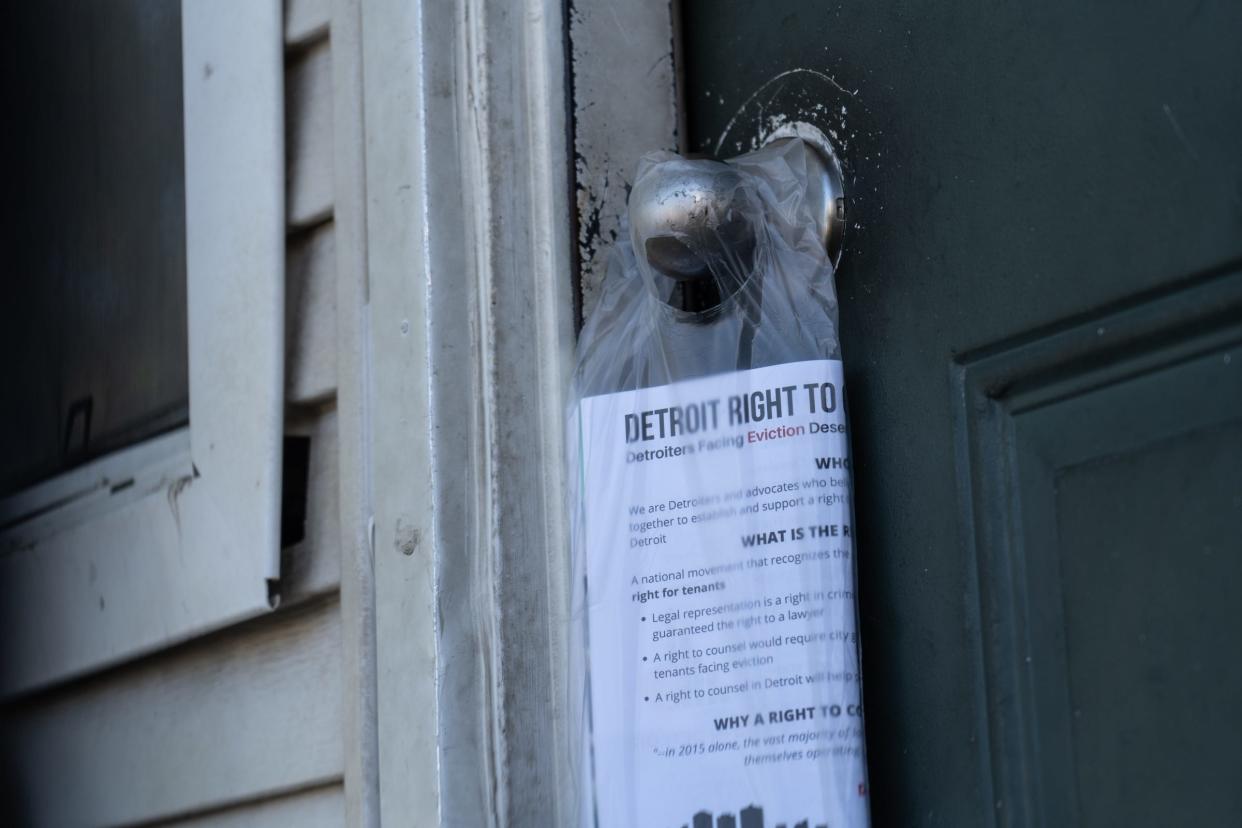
[568,138,870,828]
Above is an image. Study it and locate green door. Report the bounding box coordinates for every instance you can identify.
[679,2,1242,824]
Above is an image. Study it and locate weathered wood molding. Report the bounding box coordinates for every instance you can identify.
[360,0,576,824]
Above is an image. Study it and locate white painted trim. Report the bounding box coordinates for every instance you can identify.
[183,0,285,584]
[327,0,382,823]
[360,0,576,824]
[0,0,285,697]
[0,429,190,541]
[359,0,442,820]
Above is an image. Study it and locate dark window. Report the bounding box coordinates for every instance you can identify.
[1,0,189,496]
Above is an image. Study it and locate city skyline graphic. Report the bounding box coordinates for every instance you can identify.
[679,804,828,828]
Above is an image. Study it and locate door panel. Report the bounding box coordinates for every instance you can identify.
[1056,423,1241,826]
[956,273,1242,826]
[680,1,1242,824]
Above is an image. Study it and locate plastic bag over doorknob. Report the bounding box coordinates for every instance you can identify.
[629,132,845,306]
[575,135,848,396]
[566,129,870,828]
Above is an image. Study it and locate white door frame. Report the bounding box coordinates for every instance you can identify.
[343,0,680,823]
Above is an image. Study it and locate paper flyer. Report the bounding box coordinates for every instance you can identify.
[576,359,870,828]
